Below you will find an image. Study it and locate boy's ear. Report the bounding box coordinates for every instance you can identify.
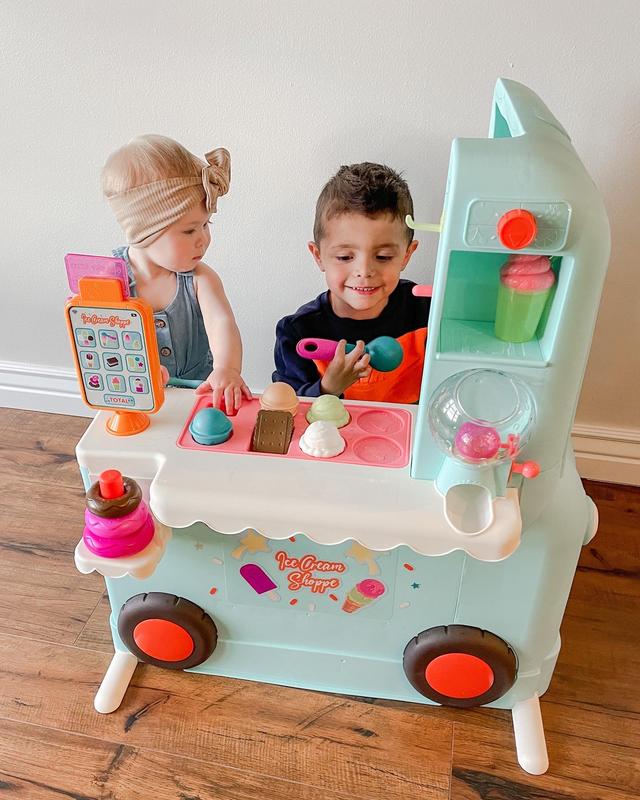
[308,241,325,271]
[401,239,419,269]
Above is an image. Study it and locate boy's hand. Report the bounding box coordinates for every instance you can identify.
[320,340,371,396]
[195,367,252,414]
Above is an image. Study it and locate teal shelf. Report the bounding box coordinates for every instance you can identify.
[437,319,548,367]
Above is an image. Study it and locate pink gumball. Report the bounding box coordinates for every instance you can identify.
[455,422,501,461]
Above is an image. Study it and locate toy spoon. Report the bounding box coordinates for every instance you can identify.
[296,335,404,372]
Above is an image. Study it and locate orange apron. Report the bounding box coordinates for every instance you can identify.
[313,328,427,404]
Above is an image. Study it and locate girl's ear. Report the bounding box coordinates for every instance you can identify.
[308,241,324,271]
[401,239,419,269]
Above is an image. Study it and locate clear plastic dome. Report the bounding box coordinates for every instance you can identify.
[428,369,536,466]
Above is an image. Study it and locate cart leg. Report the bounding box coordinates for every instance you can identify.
[583,496,599,545]
[511,693,549,775]
[94,650,138,714]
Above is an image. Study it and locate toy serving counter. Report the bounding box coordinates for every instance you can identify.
[71,79,610,777]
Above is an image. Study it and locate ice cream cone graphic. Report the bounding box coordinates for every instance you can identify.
[342,579,385,613]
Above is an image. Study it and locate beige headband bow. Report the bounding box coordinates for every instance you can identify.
[108,147,231,248]
[201,148,231,213]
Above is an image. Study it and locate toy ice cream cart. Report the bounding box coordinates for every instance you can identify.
[69,80,610,776]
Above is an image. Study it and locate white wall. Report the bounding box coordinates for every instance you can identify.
[1,1,638,476]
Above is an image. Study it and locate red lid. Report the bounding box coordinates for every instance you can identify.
[497,209,537,250]
[99,469,125,499]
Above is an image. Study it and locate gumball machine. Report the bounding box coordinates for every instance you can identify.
[428,369,539,534]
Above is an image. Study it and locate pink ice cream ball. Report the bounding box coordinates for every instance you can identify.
[455,422,501,461]
[356,579,386,599]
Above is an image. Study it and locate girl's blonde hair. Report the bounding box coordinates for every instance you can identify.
[101,135,231,247]
[101,134,206,197]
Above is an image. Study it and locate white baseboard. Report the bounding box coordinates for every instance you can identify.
[0,360,93,418]
[572,423,640,486]
[1,361,639,485]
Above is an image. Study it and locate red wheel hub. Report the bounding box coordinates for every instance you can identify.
[425,652,495,699]
[133,618,195,662]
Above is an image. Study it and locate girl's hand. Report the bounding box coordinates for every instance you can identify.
[320,340,371,396]
[195,366,252,413]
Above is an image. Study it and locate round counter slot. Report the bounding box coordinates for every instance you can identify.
[352,436,403,465]
[356,409,404,436]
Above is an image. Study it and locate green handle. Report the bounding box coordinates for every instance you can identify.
[167,377,202,389]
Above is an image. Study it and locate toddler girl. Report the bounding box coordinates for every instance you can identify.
[102,134,251,413]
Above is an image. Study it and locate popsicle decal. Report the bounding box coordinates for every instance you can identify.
[239,563,280,601]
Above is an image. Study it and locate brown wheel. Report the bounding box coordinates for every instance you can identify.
[403,624,517,708]
[118,592,217,670]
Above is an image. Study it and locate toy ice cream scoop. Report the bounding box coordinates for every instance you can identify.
[299,420,345,458]
[306,394,350,428]
[495,254,555,343]
[296,336,403,372]
[83,470,155,558]
[342,579,386,613]
[189,407,233,445]
[260,382,299,416]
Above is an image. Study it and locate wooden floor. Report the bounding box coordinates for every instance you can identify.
[0,407,638,799]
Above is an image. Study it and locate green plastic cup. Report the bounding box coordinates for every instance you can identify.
[494,284,551,343]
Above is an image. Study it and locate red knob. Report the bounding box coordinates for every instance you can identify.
[511,460,540,479]
[497,209,537,249]
[99,469,125,499]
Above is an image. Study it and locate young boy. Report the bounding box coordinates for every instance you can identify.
[272,162,430,403]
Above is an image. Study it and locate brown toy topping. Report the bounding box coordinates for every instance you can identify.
[86,475,142,518]
[251,410,294,454]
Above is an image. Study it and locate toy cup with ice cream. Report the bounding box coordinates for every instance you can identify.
[342,578,386,613]
[83,470,155,558]
[495,254,555,343]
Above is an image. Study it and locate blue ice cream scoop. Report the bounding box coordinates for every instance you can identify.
[189,407,233,445]
[296,335,404,372]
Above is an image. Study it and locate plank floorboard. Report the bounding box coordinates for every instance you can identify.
[1,408,638,799]
[0,718,359,800]
[0,634,452,799]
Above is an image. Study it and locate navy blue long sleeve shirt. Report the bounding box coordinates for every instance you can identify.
[273,280,430,403]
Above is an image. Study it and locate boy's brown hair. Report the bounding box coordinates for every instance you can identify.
[313,162,414,243]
